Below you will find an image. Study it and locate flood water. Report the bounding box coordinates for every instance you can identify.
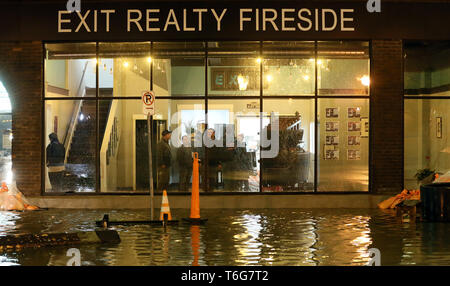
[0,208,449,266]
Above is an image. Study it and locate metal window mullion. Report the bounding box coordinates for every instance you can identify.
[41,42,46,195]
[314,41,318,193]
[205,42,209,192]
[96,42,100,193]
[259,41,263,194]
[369,40,374,193]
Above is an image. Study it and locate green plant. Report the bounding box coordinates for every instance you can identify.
[414,168,435,182]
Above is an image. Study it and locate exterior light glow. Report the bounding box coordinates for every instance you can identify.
[237,75,249,91]
[147,57,152,63]
[360,75,370,86]
[123,61,129,68]
[303,75,310,81]
[256,58,262,64]
[266,74,273,83]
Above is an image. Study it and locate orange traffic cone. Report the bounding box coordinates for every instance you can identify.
[190,153,200,219]
[1,182,8,193]
[159,190,172,221]
[183,153,207,224]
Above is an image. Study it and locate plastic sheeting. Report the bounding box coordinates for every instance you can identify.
[0,181,39,211]
[435,171,450,183]
[378,189,420,209]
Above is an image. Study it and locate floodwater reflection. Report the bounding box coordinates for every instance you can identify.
[0,208,450,265]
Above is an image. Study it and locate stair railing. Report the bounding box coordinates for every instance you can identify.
[287,119,302,131]
[100,100,121,192]
[63,61,90,164]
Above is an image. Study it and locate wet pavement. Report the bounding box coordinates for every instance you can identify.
[0,208,449,266]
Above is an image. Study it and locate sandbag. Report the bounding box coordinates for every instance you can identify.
[435,171,450,183]
[0,181,39,211]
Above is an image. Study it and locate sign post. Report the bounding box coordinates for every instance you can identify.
[142,91,155,220]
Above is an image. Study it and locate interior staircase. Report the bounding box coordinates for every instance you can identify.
[66,88,112,165]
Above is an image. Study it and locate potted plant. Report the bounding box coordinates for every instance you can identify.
[414,168,436,185]
[261,127,309,188]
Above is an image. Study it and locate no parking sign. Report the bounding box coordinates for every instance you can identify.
[142,91,155,115]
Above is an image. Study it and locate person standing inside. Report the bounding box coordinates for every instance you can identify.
[204,128,222,191]
[177,135,193,192]
[234,133,252,191]
[157,130,172,191]
[46,133,65,192]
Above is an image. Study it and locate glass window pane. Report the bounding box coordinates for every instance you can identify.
[99,42,151,97]
[317,41,370,96]
[206,99,260,192]
[404,99,450,189]
[262,99,315,192]
[153,57,205,97]
[404,41,450,97]
[318,98,369,192]
[208,57,260,96]
[99,99,138,192]
[146,99,206,192]
[263,58,315,95]
[99,99,205,193]
[45,43,96,97]
[45,100,96,193]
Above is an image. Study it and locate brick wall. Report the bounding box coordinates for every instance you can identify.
[371,40,404,194]
[0,42,42,196]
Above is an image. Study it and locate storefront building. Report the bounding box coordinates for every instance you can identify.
[0,0,448,200]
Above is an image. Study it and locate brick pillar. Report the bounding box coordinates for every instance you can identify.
[0,42,42,196]
[371,40,404,194]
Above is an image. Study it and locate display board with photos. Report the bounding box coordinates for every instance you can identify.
[324,106,364,160]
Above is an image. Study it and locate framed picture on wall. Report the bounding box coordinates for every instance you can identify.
[347,150,361,160]
[325,135,339,145]
[326,107,339,118]
[325,149,339,160]
[348,107,361,118]
[326,121,339,132]
[348,135,361,146]
[361,117,369,138]
[437,117,442,138]
[348,121,361,132]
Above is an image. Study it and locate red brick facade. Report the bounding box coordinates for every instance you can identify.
[370,40,404,194]
[0,40,406,195]
[0,42,42,196]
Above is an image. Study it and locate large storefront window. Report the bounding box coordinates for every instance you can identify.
[318,98,370,192]
[44,41,370,193]
[404,41,450,189]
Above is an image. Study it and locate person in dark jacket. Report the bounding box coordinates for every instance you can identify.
[177,135,193,192]
[46,133,65,192]
[157,129,172,191]
[204,128,222,191]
